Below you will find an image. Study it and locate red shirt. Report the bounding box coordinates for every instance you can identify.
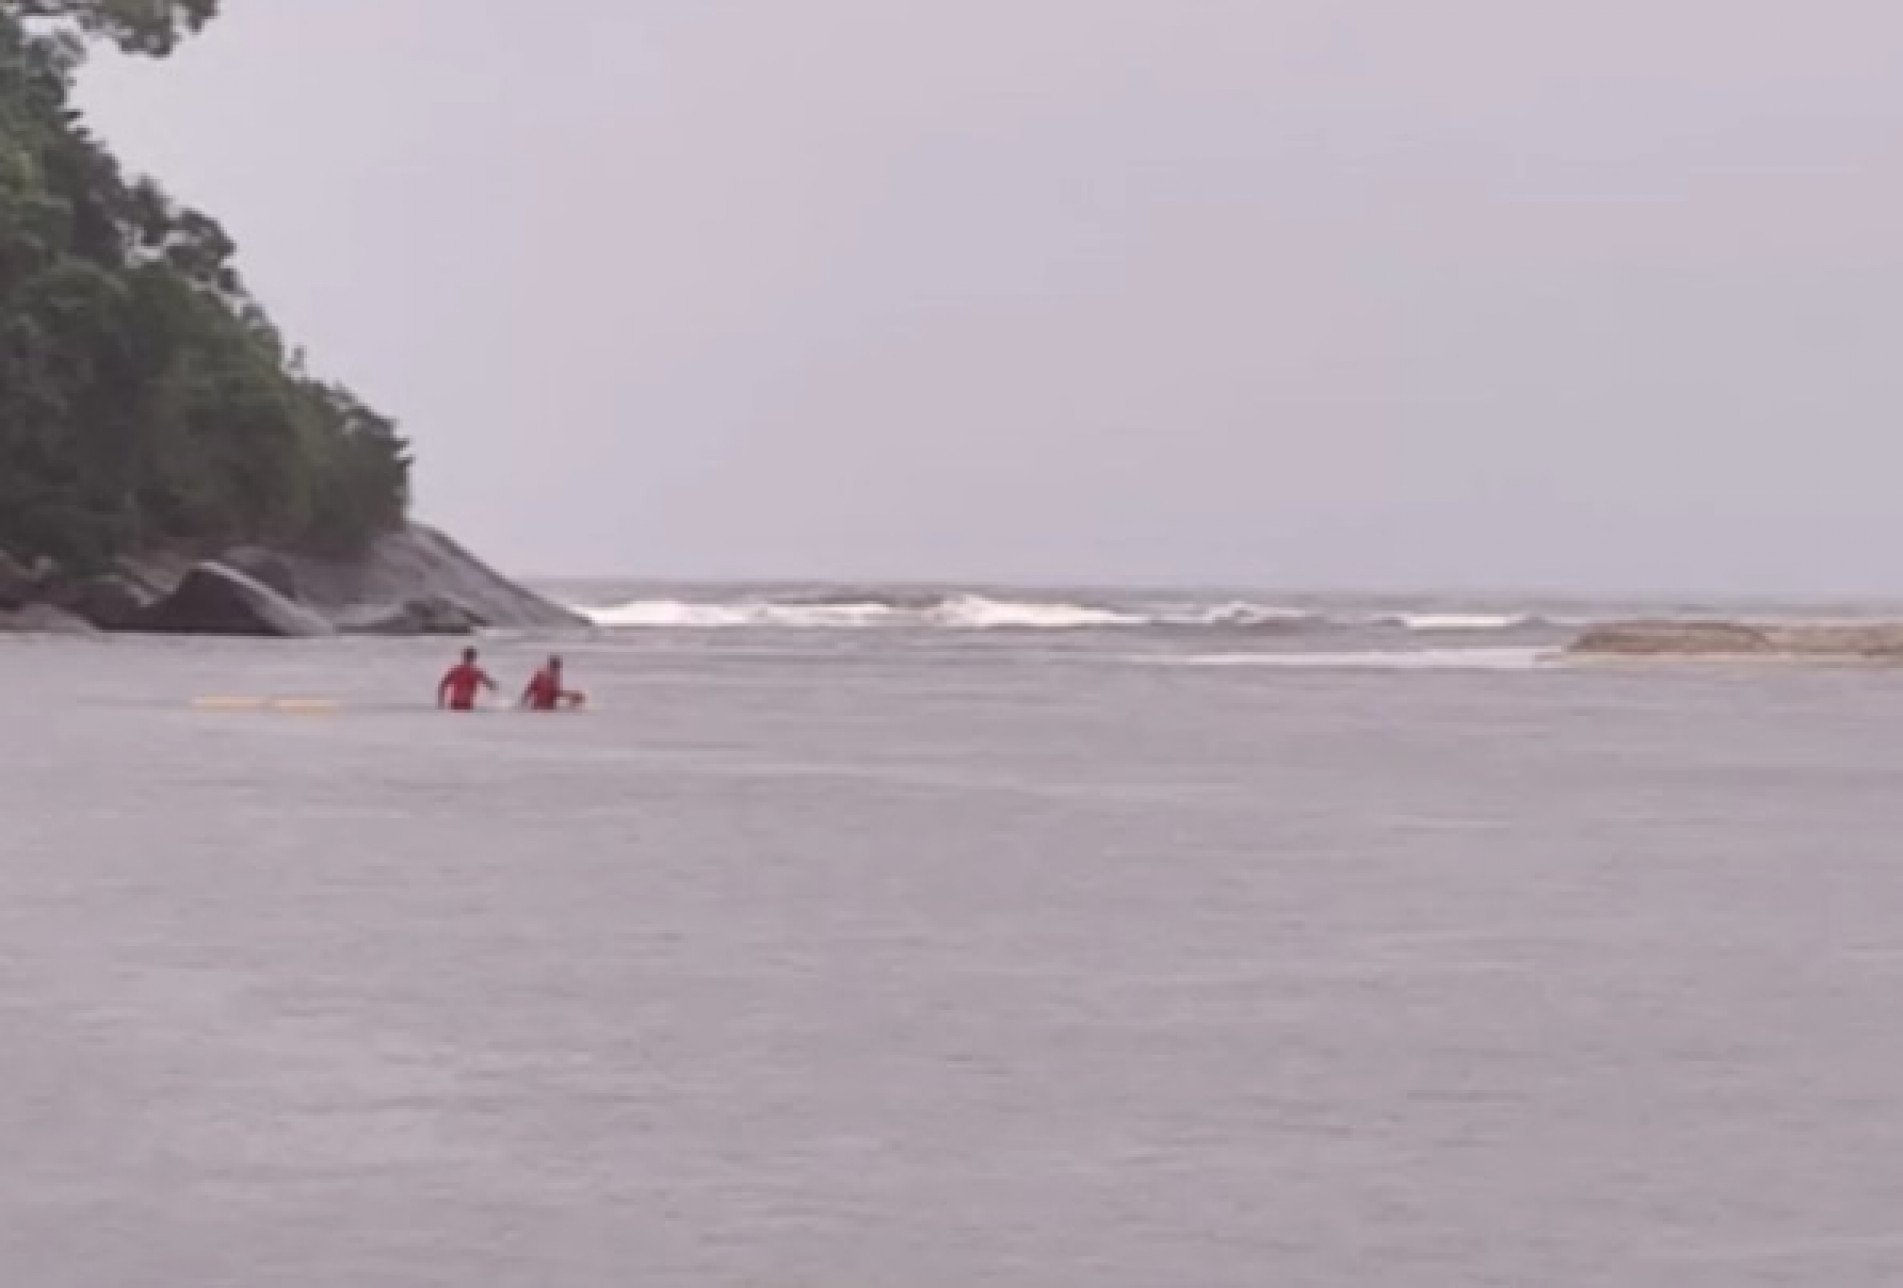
[440,662,489,711]
[524,668,562,711]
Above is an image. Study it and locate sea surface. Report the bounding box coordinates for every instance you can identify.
[7,586,1903,1286]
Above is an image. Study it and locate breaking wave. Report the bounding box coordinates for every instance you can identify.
[933,595,1140,630]
[1374,612,1549,633]
[584,600,899,630]
[575,590,1566,636]
[581,594,1141,631]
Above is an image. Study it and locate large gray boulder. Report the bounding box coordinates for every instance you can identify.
[139,562,335,638]
[283,523,583,632]
[113,551,194,599]
[58,573,156,631]
[19,522,575,638]
[218,545,301,602]
[339,594,488,637]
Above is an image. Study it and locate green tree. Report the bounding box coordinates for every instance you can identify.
[13,0,219,57]
[0,0,411,566]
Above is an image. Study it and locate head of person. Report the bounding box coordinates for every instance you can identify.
[547,654,563,675]
[462,647,478,664]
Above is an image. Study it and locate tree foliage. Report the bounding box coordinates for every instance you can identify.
[16,0,218,58]
[0,1,410,566]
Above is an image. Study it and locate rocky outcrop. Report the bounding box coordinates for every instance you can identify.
[0,550,32,611]
[56,573,156,632]
[218,546,301,602]
[338,594,488,637]
[1,522,579,639]
[0,603,96,635]
[1761,623,1903,658]
[1568,620,1777,657]
[279,524,583,633]
[138,563,335,638]
[114,551,195,599]
[1569,619,1903,661]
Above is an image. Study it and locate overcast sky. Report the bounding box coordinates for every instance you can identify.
[74,1,1903,593]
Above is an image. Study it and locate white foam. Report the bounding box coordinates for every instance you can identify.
[928,595,1142,630]
[1181,602,1323,629]
[575,594,1561,638]
[1384,613,1542,633]
[578,594,1135,631]
[1167,646,1557,671]
[579,600,898,629]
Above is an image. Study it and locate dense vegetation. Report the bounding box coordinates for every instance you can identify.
[0,0,410,568]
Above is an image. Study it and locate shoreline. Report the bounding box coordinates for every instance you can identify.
[14,564,1903,671]
[1,523,587,640]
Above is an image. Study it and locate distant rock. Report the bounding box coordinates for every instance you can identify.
[1569,618,1903,661]
[1761,623,1903,658]
[339,594,488,637]
[138,562,335,638]
[1569,620,1776,657]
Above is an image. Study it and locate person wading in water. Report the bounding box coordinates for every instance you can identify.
[521,654,585,711]
[437,646,497,712]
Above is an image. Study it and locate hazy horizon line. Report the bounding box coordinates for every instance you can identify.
[513,567,1903,609]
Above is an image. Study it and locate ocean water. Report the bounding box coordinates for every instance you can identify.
[7,594,1903,1286]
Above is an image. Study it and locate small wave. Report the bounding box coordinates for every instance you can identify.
[1172,602,1327,631]
[1166,646,1556,671]
[1379,612,1547,634]
[581,599,899,630]
[575,591,1565,637]
[928,595,1142,630]
[772,587,951,612]
[579,594,1138,631]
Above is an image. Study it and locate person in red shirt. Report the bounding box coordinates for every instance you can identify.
[437,646,496,711]
[521,654,584,712]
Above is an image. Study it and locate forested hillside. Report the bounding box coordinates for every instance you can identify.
[0,0,410,568]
